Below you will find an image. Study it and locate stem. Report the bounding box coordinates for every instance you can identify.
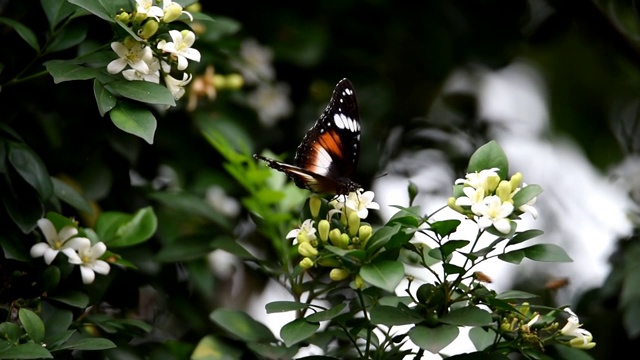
[357,289,372,359]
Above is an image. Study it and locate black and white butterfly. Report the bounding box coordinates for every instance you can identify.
[254,78,362,195]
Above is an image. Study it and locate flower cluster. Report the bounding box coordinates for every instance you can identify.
[30,218,110,284]
[286,189,380,283]
[108,0,201,101]
[448,168,538,234]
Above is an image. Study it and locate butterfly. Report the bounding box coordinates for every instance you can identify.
[254,78,362,195]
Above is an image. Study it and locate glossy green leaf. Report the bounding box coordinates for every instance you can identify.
[51,177,92,214]
[40,0,77,29]
[210,309,275,342]
[467,141,508,180]
[359,261,404,293]
[0,322,22,342]
[522,244,572,262]
[305,303,346,322]
[512,184,543,208]
[196,14,241,42]
[44,59,102,83]
[409,324,459,354]
[192,335,243,360]
[498,250,525,264]
[365,224,401,255]
[47,290,89,308]
[439,306,493,326]
[105,80,176,106]
[0,17,39,51]
[109,101,157,144]
[495,290,538,301]
[97,206,157,248]
[46,22,87,53]
[0,342,53,359]
[155,235,213,262]
[67,0,130,22]
[211,238,255,260]
[280,318,319,347]
[370,305,422,326]
[323,245,367,263]
[0,172,44,234]
[447,352,510,360]
[429,220,461,237]
[7,142,53,200]
[468,326,496,351]
[148,191,231,230]
[93,79,116,116]
[265,301,310,314]
[19,309,45,344]
[60,337,116,350]
[506,229,544,246]
[437,240,469,257]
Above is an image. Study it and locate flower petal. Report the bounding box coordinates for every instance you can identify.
[91,260,111,275]
[30,242,50,258]
[43,248,60,265]
[79,266,96,284]
[37,218,57,245]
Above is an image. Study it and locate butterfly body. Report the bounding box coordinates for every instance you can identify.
[254,78,362,195]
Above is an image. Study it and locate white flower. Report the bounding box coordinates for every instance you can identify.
[157,30,201,70]
[455,168,500,192]
[344,189,380,219]
[246,82,293,127]
[234,38,275,85]
[62,238,110,285]
[164,73,192,100]
[135,0,164,20]
[122,56,162,83]
[472,195,514,234]
[560,308,595,349]
[455,185,486,207]
[30,218,78,265]
[286,219,317,244]
[107,40,153,75]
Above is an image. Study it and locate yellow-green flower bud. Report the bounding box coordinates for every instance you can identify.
[212,74,226,89]
[298,242,318,257]
[225,74,244,89]
[447,197,464,214]
[330,268,350,281]
[318,220,330,243]
[133,10,147,22]
[115,12,131,23]
[485,172,500,193]
[162,2,183,23]
[358,225,372,247]
[347,211,360,236]
[519,302,530,317]
[297,231,310,244]
[354,274,365,289]
[496,180,512,203]
[123,36,138,49]
[317,257,341,267]
[509,172,523,190]
[138,20,159,39]
[299,257,314,269]
[185,3,201,13]
[329,228,342,246]
[338,233,350,249]
[309,195,322,218]
[180,29,192,39]
[569,336,596,349]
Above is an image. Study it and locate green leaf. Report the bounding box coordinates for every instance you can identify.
[43,60,102,83]
[495,290,538,301]
[436,240,469,258]
[7,142,53,200]
[0,322,23,342]
[109,101,157,144]
[155,235,213,262]
[323,245,367,264]
[498,250,525,264]
[96,207,157,248]
[370,305,422,326]
[365,224,401,255]
[522,244,573,263]
[148,191,231,230]
[192,335,244,360]
[195,14,241,42]
[0,17,39,51]
[280,318,319,347]
[439,306,493,326]
[467,140,508,180]
[429,220,461,237]
[359,261,404,293]
[408,324,459,354]
[18,309,45,344]
[512,184,543,208]
[62,337,116,350]
[0,234,31,261]
[305,304,346,322]
[211,238,255,260]
[40,0,78,29]
[51,177,92,213]
[210,309,275,342]
[46,22,87,53]
[0,174,43,233]
[265,301,310,314]
[447,352,511,360]
[506,229,543,247]
[93,79,116,116]
[0,342,53,359]
[67,0,130,22]
[105,80,176,106]
[468,326,496,351]
[47,290,89,308]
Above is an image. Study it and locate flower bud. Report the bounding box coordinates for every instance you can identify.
[318,220,330,243]
[317,257,341,268]
[299,257,314,269]
[447,197,465,214]
[162,2,183,23]
[329,228,342,246]
[225,74,244,89]
[297,231,309,244]
[338,233,350,249]
[138,20,159,39]
[485,172,500,193]
[123,36,138,49]
[509,172,523,190]
[185,2,202,13]
[133,10,147,22]
[115,12,131,23]
[519,302,530,317]
[213,74,226,89]
[496,180,512,203]
[347,211,360,236]
[330,268,350,281]
[358,225,372,247]
[354,274,365,289]
[569,336,596,349]
[309,195,322,218]
[298,242,318,257]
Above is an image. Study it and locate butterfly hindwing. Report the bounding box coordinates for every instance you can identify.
[254,78,362,195]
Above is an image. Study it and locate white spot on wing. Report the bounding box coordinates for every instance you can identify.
[334,113,345,129]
